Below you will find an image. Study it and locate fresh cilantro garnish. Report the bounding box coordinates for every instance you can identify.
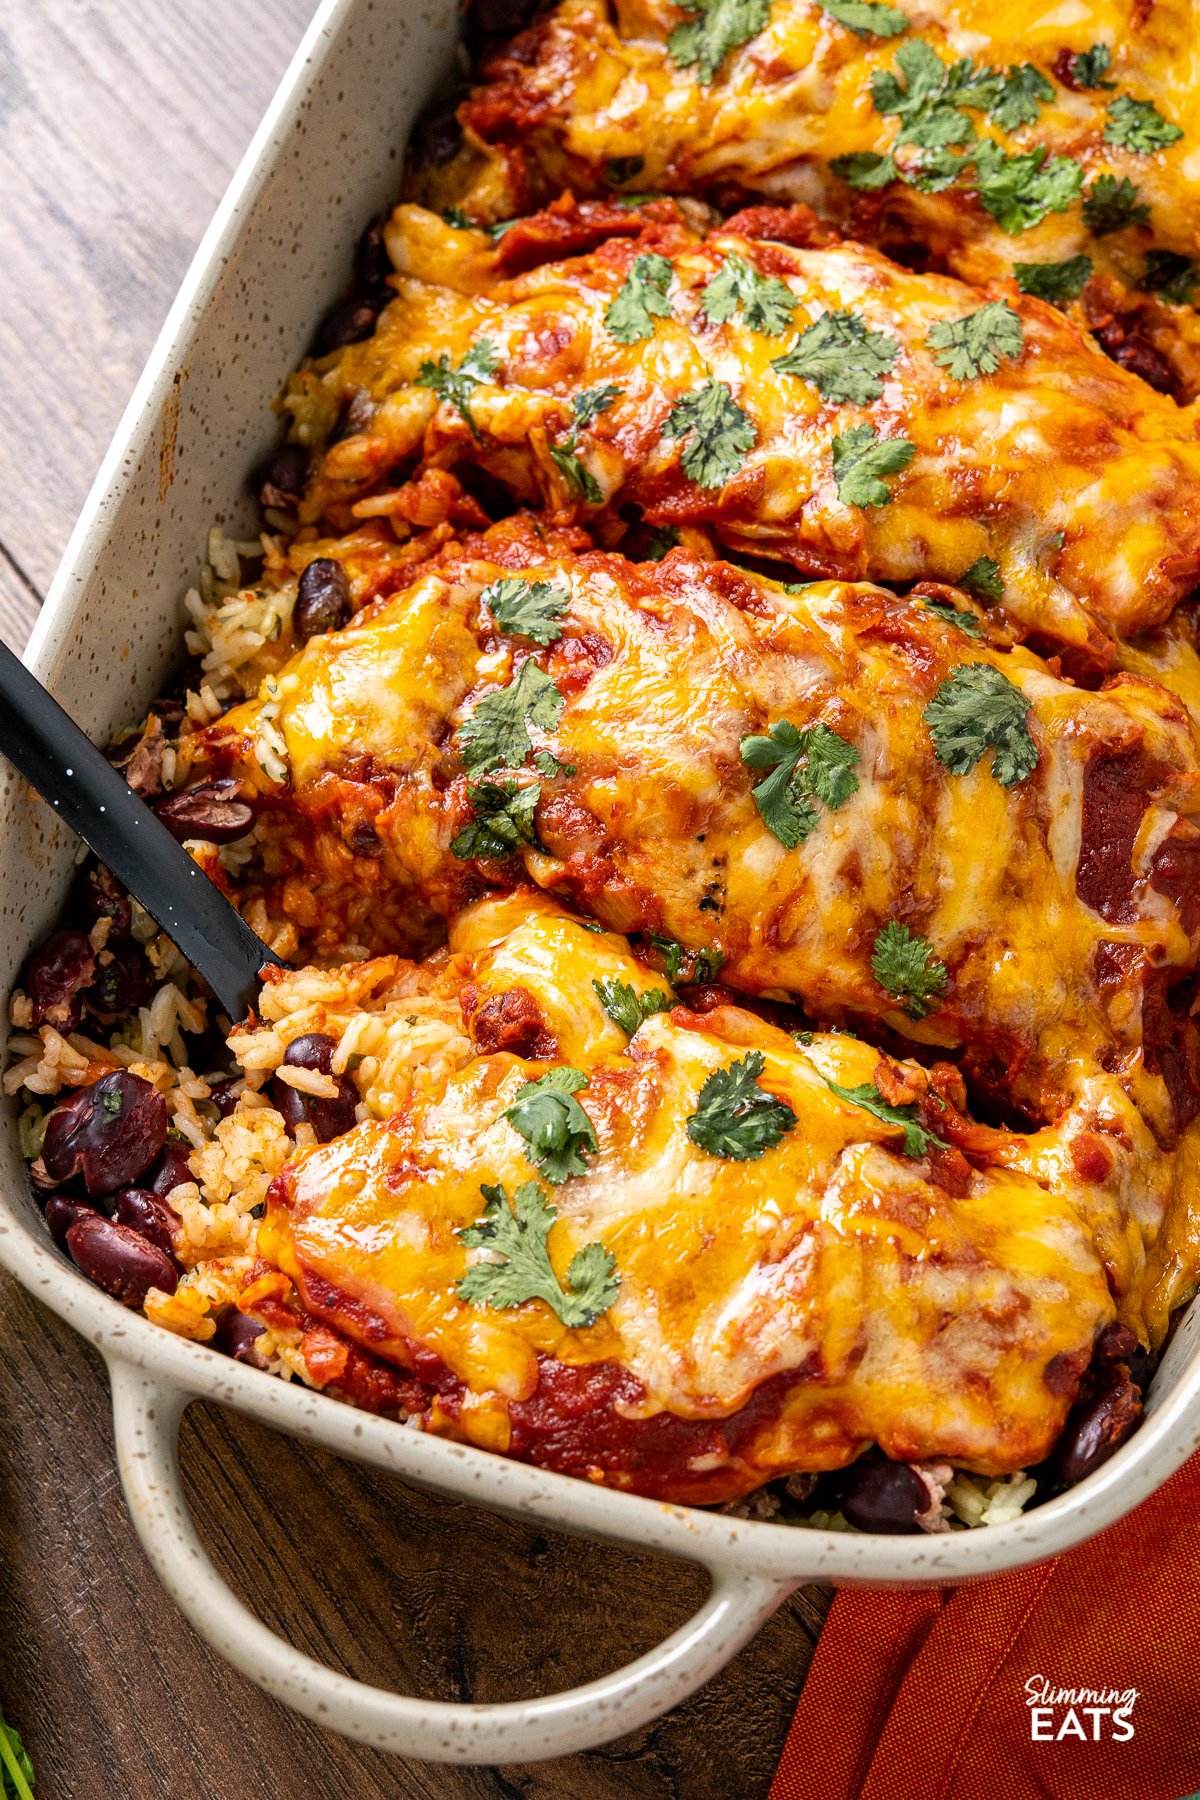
[772,309,899,403]
[740,719,860,850]
[442,206,475,229]
[870,41,999,150]
[831,425,916,507]
[923,663,1038,786]
[533,748,575,778]
[1014,256,1092,301]
[870,920,948,1019]
[0,1704,34,1800]
[904,147,970,192]
[644,525,681,560]
[959,555,1003,601]
[667,0,771,82]
[549,381,623,501]
[821,0,907,38]
[701,252,797,336]
[605,156,644,186]
[648,935,725,983]
[1082,173,1149,236]
[988,64,1054,131]
[662,379,756,488]
[415,338,500,440]
[824,1077,946,1157]
[487,219,519,241]
[504,1066,598,1183]
[1069,45,1115,89]
[686,1050,797,1160]
[481,577,570,646]
[572,383,623,429]
[458,661,565,772]
[972,141,1084,233]
[830,150,898,190]
[451,778,540,860]
[921,597,983,637]
[457,1180,618,1326]
[592,976,672,1035]
[927,300,1023,380]
[604,254,674,344]
[1142,250,1199,303]
[1105,95,1182,154]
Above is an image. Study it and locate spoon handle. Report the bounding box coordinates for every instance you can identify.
[0,637,280,1021]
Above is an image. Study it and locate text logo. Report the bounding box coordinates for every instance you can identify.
[1025,1676,1137,1742]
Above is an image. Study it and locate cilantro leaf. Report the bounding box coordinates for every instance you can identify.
[1142,249,1198,303]
[831,424,916,507]
[741,719,860,849]
[504,1066,598,1183]
[1105,95,1182,155]
[701,252,797,336]
[648,935,725,983]
[959,555,1003,601]
[644,524,681,560]
[605,155,644,186]
[824,1077,945,1157]
[451,778,541,860]
[830,150,898,190]
[1014,256,1092,301]
[821,0,908,39]
[667,0,771,82]
[772,309,899,403]
[870,42,1000,150]
[533,748,575,778]
[458,661,565,773]
[870,920,948,1018]
[458,1180,618,1326]
[550,444,603,503]
[415,338,500,441]
[1082,173,1149,236]
[927,300,1023,380]
[972,141,1084,233]
[481,577,570,646]
[604,253,674,344]
[1069,45,1115,90]
[687,1050,797,1160]
[662,379,756,488]
[921,597,982,637]
[988,64,1053,131]
[923,663,1038,786]
[572,383,623,429]
[442,206,475,229]
[592,976,672,1035]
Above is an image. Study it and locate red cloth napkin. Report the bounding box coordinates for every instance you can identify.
[770,1451,1200,1800]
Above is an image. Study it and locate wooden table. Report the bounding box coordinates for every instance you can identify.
[0,5,828,1793]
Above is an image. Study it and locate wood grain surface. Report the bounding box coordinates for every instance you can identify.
[0,5,828,1794]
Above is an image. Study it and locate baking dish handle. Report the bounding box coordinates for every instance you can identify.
[109,1364,794,1763]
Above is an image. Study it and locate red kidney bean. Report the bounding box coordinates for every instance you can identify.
[1055,1366,1143,1485]
[42,1071,168,1196]
[294,559,351,642]
[65,1214,178,1307]
[76,862,131,941]
[113,1187,180,1258]
[1094,1322,1139,1366]
[154,779,254,844]
[315,296,382,356]
[86,941,155,1017]
[271,1032,359,1144]
[24,930,96,1031]
[258,442,309,510]
[44,1194,100,1248]
[839,1456,930,1535]
[215,1309,269,1367]
[143,1140,195,1199]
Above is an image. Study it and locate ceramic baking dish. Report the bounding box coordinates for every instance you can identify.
[4,0,1200,1765]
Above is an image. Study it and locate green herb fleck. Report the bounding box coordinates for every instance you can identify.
[1142,249,1199,303]
[870,920,949,1019]
[648,935,725,983]
[1104,95,1182,155]
[415,339,500,441]
[831,425,916,508]
[644,525,681,560]
[442,206,475,229]
[921,597,983,638]
[988,64,1054,132]
[824,1077,946,1157]
[959,555,1004,602]
[662,379,756,488]
[870,41,999,151]
[572,383,623,429]
[821,0,907,38]
[1068,44,1115,90]
[1082,173,1149,236]
[1013,256,1093,302]
[592,976,673,1035]
[830,150,898,190]
[451,778,541,860]
[772,309,899,404]
[927,299,1023,380]
[923,663,1038,787]
[458,1180,618,1326]
[604,253,674,343]
[701,252,797,336]
[972,141,1084,234]
[741,719,860,850]
[481,577,570,646]
[687,1050,797,1160]
[667,0,771,82]
[458,661,565,773]
[504,1066,598,1183]
[605,156,645,186]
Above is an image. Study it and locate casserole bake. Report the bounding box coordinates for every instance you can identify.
[5,0,1200,1763]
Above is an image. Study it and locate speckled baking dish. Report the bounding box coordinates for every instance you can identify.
[3,0,1200,1764]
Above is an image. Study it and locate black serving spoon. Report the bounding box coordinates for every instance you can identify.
[0,637,281,1020]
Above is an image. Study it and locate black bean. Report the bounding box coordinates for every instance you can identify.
[294,559,351,642]
[24,930,96,1031]
[86,941,155,1017]
[144,1140,195,1199]
[155,778,255,844]
[42,1071,168,1197]
[1055,1366,1143,1485]
[215,1310,269,1367]
[271,1032,359,1145]
[840,1455,930,1535]
[113,1187,180,1258]
[315,296,382,356]
[44,1194,100,1249]
[65,1214,178,1307]
[258,442,310,510]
